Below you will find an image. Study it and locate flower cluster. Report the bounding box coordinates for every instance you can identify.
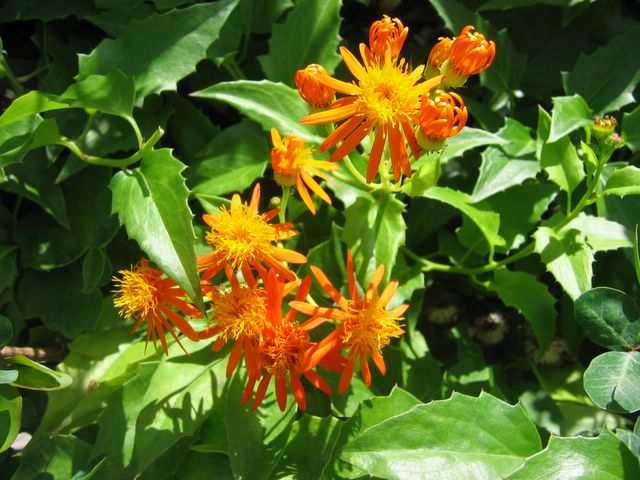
[112,15,495,412]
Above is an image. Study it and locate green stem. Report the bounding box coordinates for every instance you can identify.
[342,154,373,190]
[1,57,24,95]
[279,186,290,223]
[56,127,164,168]
[122,115,144,148]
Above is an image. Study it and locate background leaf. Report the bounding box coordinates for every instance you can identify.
[8,355,72,391]
[548,94,593,142]
[583,351,640,413]
[0,384,21,452]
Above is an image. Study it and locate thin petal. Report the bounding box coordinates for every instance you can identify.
[270,247,307,264]
[226,339,244,377]
[317,72,360,95]
[290,373,306,411]
[373,354,386,375]
[329,120,373,162]
[378,279,399,306]
[296,177,316,215]
[301,102,358,126]
[367,126,386,183]
[340,45,368,82]
[388,124,409,181]
[300,171,332,204]
[320,114,363,153]
[366,264,385,299]
[359,354,372,387]
[275,376,288,411]
[288,301,348,321]
[252,374,272,410]
[338,350,358,394]
[402,120,421,160]
[303,370,332,395]
[310,266,347,308]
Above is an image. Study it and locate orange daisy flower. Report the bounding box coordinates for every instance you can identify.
[270,128,339,215]
[290,251,408,393]
[368,15,408,61]
[198,183,306,283]
[417,89,468,151]
[112,259,201,354]
[301,43,442,183]
[242,271,337,412]
[294,64,336,109]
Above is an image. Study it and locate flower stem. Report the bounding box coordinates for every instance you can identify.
[279,186,290,223]
[0,56,24,95]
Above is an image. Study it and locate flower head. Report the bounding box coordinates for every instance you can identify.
[242,272,335,412]
[295,64,336,109]
[301,44,442,183]
[198,183,306,283]
[368,15,408,61]
[290,251,407,393]
[426,36,453,77]
[270,128,339,215]
[417,89,468,150]
[449,25,495,77]
[112,259,201,354]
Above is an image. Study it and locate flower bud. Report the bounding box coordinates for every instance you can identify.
[425,36,452,79]
[417,89,468,152]
[294,64,335,109]
[591,115,618,140]
[369,15,408,60]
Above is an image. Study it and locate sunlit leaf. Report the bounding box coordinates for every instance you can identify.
[583,351,640,413]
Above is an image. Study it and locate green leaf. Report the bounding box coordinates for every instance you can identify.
[540,132,585,195]
[440,127,508,161]
[534,226,593,300]
[188,120,268,197]
[562,213,633,252]
[0,370,18,384]
[342,194,406,285]
[12,434,93,480]
[0,117,61,169]
[110,149,203,311]
[480,0,592,10]
[0,384,21,452]
[0,314,12,347]
[562,26,640,115]
[575,287,640,351]
[471,147,540,202]
[16,262,102,338]
[603,166,640,197]
[192,80,323,143]
[8,355,72,391]
[323,387,421,479]
[495,117,536,157]
[78,0,239,99]
[490,268,556,351]
[0,90,69,128]
[583,351,640,413]
[507,431,640,479]
[82,248,110,294]
[258,0,341,85]
[422,186,505,250]
[60,69,135,117]
[622,104,640,152]
[548,94,593,143]
[581,140,599,178]
[402,153,441,197]
[341,392,541,480]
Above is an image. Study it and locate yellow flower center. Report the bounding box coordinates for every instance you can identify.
[342,296,403,357]
[205,206,276,269]
[112,265,159,320]
[357,60,422,127]
[210,285,267,341]
[260,322,309,376]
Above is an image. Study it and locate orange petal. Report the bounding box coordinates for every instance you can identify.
[317,72,360,95]
[271,247,307,264]
[226,339,244,377]
[275,376,288,411]
[270,128,281,145]
[388,303,410,318]
[310,265,347,307]
[346,249,360,301]
[288,301,348,321]
[402,120,421,160]
[338,351,358,394]
[320,114,363,153]
[366,264,385,299]
[340,45,368,82]
[360,354,372,387]
[303,370,332,395]
[252,374,272,410]
[388,124,409,181]
[296,177,316,215]
[300,171,332,204]
[378,279,399,306]
[290,373,306,411]
[301,102,358,126]
[329,120,373,162]
[373,353,386,375]
[367,126,386,183]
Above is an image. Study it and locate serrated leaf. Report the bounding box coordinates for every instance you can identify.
[490,268,556,351]
[0,384,21,453]
[562,26,640,115]
[471,147,540,202]
[548,94,593,143]
[341,392,541,480]
[342,194,406,285]
[534,226,593,300]
[584,351,640,413]
[422,186,505,250]
[575,287,640,351]
[622,104,640,152]
[0,117,61,169]
[78,0,239,99]
[110,149,203,310]
[540,134,585,195]
[603,166,640,197]
[8,355,72,391]
[60,69,135,117]
[259,0,341,85]
[562,213,633,252]
[192,80,323,143]
[440,127,508,161]
[507,431,640,479]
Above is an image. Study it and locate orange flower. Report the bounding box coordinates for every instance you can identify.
[368,15,408,61]
[426,36,453,77]
[242,272,336,412]
[301,44,442,183]
[449,25,495,76]
[270,128,339,215]
[290,251,407,393]
[112,259,201,354]
[295,64,336,108]
[417,89,468,150]
[198,183,306,283]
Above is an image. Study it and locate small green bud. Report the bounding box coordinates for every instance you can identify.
[591,115,617,140]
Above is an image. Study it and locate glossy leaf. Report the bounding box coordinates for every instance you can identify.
[342,194,406,285]
[259,0,342,85]
[548,94,593,143]
[0,384,21,452]
[440,127,508,161]
[490,268,556,351]
[534,226,593,300]
[0,91,68,128]
[341,392,542,480]
[78,0,239,98]
[622,104,640,152]
[8,355,73,391]
[110,149,203,311]
[471,147,540,202]
[562,213,632,252]
[495,117,535,157]
[575,287,640,351]
[60,69,135,117]
[583,351,640,413]
[603,166,640,197]
[192,80,323,143]
[563,26,640,114]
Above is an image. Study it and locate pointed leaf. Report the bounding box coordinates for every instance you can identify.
[60,69,135,117]
[110,149,203,310]
[0,91,68,128]
[548,94,593,143]
[540,135,585,195]
[471,147,540,201]
[8,355,72,391]
[440,127,508,161]
[603,166,640,197]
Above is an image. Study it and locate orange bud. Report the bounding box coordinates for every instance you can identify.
[418,90,468,142]
[368,15,408,60]
[427,36,453,72]
[449,25,496,76]
[294,64,335,108]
